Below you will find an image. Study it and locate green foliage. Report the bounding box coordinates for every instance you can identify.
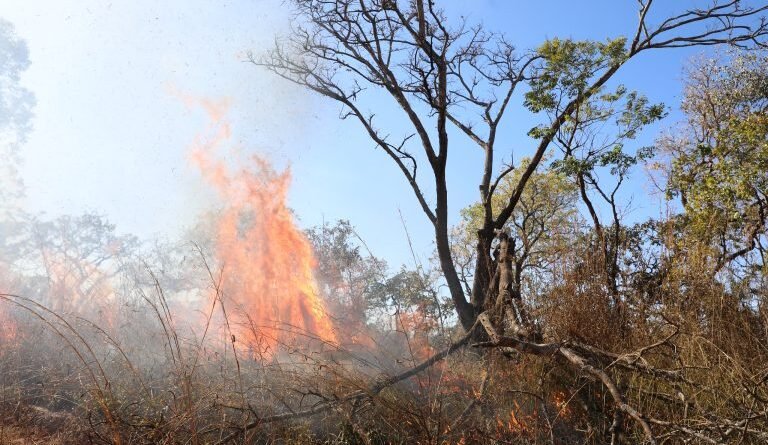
[524,37,628,114]
[0,19,35,206]
[306,220,448,327]
[452,157,580,293]
[367,267,448,322]
[620,91,666,135]
[306,219,387,319]
[663,51,768,246]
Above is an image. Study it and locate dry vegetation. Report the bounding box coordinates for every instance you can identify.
[1,209,767,444]
[2,0,768,444]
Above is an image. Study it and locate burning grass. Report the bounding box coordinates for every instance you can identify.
[0,98,564,441]
[0,95,503,444]
[0,286,558,444]
[1,250,614,445]
[0,211,583,444]
[2,93,764,444]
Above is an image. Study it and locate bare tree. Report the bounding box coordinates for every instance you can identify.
[256,0,767,331]
[255,3,768,441]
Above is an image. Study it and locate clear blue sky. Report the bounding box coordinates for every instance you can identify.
[0,1,730,268]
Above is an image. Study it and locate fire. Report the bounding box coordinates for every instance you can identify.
[495,401,536,438]
[553,390,572,418]
[186,97,336,355]
[395,306,437,362]
[45,254,117,326]
[0,233,119,347]
[0,247,118,349]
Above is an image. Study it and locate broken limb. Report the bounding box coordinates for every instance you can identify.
[214,323,478,444]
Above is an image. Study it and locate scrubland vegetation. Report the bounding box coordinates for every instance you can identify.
[2,1,768,443]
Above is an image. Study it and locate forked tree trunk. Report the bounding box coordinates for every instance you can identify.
[495,231,531,338]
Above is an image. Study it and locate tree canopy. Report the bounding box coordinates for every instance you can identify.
[254,1,768,442]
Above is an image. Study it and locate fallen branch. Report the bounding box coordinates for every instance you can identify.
[214,324,477,444]
[475,311,657,444]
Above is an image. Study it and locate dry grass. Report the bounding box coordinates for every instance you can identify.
[1,231,767,443]
[0,405,82,445]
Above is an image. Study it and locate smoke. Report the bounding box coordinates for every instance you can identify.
[0,18,34,208]
[182,93,338,356]
[0,10,457,442]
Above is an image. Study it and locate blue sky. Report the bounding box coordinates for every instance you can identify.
[0,1,727,268]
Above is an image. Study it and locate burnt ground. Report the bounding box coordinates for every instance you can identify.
[0,405,84,445]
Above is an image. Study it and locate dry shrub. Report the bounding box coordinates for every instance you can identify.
[2,228,766,443]
[543,247,625,351]
[0,388,88,444]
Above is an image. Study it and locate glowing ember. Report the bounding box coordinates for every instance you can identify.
[495,401,536,437]
[187,97,336,354]
[553,390,572,418]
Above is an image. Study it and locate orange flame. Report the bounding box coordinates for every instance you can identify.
[396,306,437,362]
[495,401,536,437]
[553,390,572,418]
[186,97,336,355]
[45,254,117,326]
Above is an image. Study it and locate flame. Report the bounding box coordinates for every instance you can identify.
[395,305,438,362]
[0,253,117,351]
[186,96,336,355]
[553,390,572,418]
[495,401,536,437]
[45,253,117,325]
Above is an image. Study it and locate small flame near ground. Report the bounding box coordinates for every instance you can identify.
[186,96,337,355]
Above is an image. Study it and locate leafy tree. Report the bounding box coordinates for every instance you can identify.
[306,220,448,337]
[546,79,666,318]
[0,212,139,318]
[451,158,579,311]
[662,50,768,274]
[306,219,387,324]
[257,0,767,332]
[256,1,768,442]
[0,19,34,208]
